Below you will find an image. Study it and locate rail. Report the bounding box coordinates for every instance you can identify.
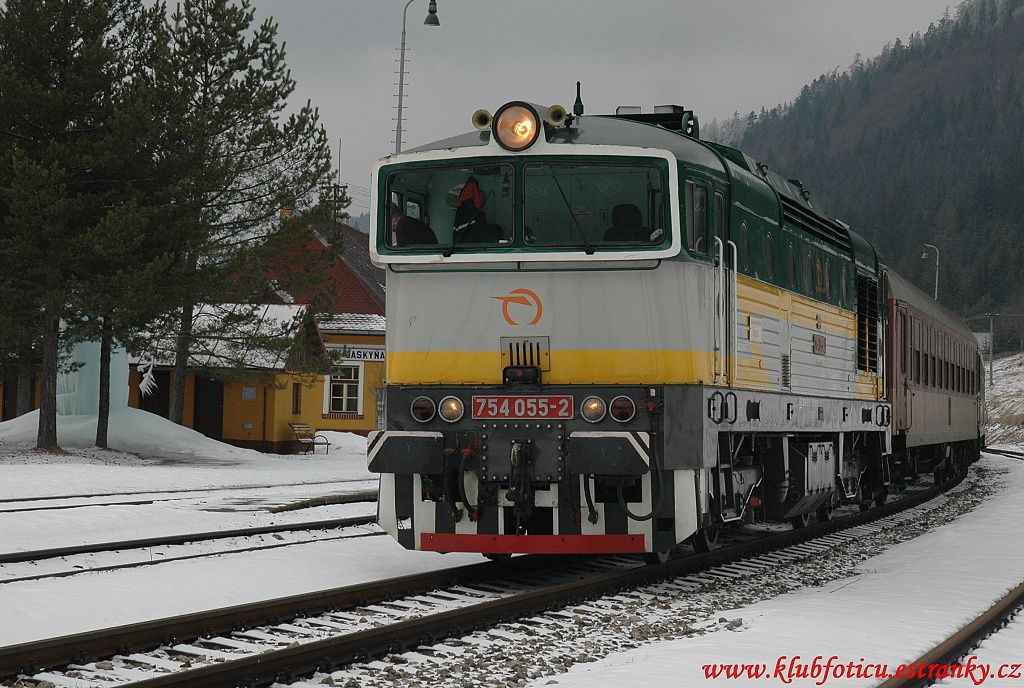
[876,579,1024,688]
[0,515,375,565]
[2,467,967,687]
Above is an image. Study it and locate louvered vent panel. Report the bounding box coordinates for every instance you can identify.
[856,275,879,373]
[500,337,551,371]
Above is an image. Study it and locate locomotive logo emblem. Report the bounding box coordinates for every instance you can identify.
[492,288,543,326]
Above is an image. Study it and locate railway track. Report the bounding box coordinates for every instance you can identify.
[0,486,377,514]
[0,515,376,566]
[0,516,379,585]
[987,447,1024,460]
[1,468,968,688]
[877,579,1024,688]
[0,479,374,506]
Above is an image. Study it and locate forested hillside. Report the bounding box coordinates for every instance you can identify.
[709,0,1024,347]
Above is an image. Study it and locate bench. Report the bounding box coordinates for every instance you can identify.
[288,423,331,455]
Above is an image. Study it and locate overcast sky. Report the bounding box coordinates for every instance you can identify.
[251,0,955,215]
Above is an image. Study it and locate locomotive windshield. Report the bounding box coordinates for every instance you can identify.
[382,158,668,253]
[523,162,664,248]
[386,163,514,250]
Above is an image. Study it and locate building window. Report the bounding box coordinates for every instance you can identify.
[292,383,301,414]
[241,385,257,401]
[329,366,360,413]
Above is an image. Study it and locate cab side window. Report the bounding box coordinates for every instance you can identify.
[685,180,708,254]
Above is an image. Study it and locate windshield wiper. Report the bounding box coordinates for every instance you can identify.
[551,174,595,255]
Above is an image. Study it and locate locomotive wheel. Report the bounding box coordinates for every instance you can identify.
[874,489,887,508]
[858,484,874,512]
[790,513,811,529]
[644,547,676,564]
[816,498,834,522]
[692,524,721,553]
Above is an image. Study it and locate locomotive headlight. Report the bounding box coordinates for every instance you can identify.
[493,102,540,151]
[580,396,607,423]
[438,396,465,423]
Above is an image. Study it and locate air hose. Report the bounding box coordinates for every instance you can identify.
[583,474,599,524]
[458,448,478,515]
[617,445,665,521]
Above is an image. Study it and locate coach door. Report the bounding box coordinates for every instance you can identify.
[895,307,912,430]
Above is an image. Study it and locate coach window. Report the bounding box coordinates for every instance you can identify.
[840,266,849,308]
[899,314,907,373]
[917,341,925,384]
[944,338,949,390]
[803,252,813,295]
[823,260,832,301]
[765,233,775,281]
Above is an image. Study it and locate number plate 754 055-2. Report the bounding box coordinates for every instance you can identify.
[471,395,573,420]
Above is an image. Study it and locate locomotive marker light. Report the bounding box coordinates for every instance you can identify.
[609,396,637,422]
[493,102,541,151]
[438,396,465,423]
[411,396,436,422]
[580,396,607,423]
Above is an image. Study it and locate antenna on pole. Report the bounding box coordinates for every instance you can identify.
[573,81,584,116]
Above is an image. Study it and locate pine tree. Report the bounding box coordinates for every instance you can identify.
[152,0,333,424]
[0,0,164,449]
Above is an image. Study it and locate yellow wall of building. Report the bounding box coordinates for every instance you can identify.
[123,332,385,451]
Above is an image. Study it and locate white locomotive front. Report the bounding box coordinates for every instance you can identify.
[367,99,894,559]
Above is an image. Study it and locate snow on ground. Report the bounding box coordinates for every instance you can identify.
[0,491,375,554]
[0,409,373,499]
[0,409,484,648]
[0,410,378,551]
[532,453,1024,688]
[0,535,482,647]
[986,351,1024,448]
[942,613,1024,686]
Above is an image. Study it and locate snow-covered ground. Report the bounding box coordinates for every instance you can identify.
[0,409,379,552]
[532,453,1024,688]
[2,357,1020,677]
[0,408,483,648]
[0,408,373,498]
[986,351,1024,448]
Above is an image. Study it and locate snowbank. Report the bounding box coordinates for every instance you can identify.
[0,408,373,498]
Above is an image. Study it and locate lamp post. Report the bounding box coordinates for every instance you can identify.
[395,0,439,155]
[922,243,939,300]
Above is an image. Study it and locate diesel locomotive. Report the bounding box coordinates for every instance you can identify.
[366,94,984,560]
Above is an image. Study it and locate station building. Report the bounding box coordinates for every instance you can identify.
[2,223,387,452]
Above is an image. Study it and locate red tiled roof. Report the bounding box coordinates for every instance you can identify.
[267,220,383,317]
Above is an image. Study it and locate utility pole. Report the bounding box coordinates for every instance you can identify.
[989,313,994,386]
[394,0,440,155]
[922,244,939,300]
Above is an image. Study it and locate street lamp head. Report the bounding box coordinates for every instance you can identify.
[921,250,929,259]
[424,0,440,26]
